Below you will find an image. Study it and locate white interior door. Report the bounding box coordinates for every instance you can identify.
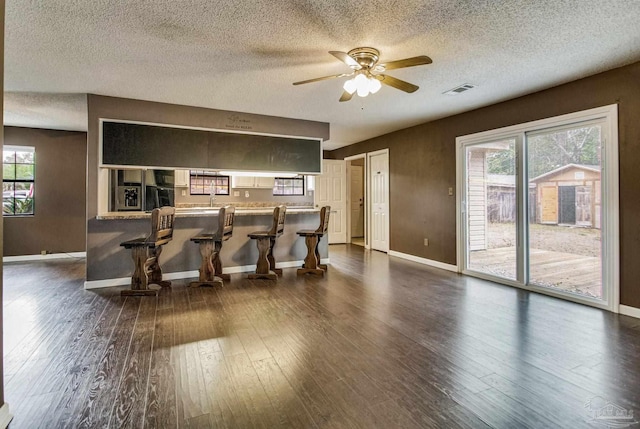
[350,165,365,237]
[368,150,389,252]
[315,159,347,243]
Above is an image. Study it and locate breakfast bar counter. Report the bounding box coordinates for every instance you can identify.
[85,207,327,287]
[96,207,319,220]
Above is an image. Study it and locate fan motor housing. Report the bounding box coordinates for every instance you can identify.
[347,47,380,69]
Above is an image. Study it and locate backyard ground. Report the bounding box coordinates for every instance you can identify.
[470,222,602,298]
[486,222,601,256]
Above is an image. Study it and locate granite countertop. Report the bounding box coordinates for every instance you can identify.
[96,206,319,220]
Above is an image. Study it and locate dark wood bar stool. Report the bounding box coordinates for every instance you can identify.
[190,205,235,287]
[297,206,331,276]
[120,206,175,296]
[247,205,287,280]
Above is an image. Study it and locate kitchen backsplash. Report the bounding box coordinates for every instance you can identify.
[176,201,313,208]
[174,186,314,207]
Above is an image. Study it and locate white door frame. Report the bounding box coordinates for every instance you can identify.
[345,153,367,248]
[367,148,390,252]
[456,104,619,313]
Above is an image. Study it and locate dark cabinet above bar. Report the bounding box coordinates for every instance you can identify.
[101,120,322,174]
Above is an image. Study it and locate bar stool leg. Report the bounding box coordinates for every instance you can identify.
[249,237,278,280]
[148,245,171,287]
[212,241,230,281]
[315,235,327,271]
[190,240,223,287]
[298,234,324,276]
[268,237,283,276]
[122,245,160,296]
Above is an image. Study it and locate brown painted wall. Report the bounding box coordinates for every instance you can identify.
[328,61,640,308]
[3,127,87,256]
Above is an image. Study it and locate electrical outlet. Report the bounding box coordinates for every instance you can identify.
[234,191,240,197]
[424,238,429,246]
[41,250,47,255]
[448,187,454,196]
[181,190,186,196]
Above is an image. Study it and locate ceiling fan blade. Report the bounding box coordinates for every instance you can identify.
[339,91,354,102]
[377,74,419,93]
[329,51,362,69]
[293,72,353,85]
[377,55,432,71]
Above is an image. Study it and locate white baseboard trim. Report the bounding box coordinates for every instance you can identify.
[4,251,86,263]
[84,276,132,289]
[0,403,13,429]
[388,250,458,273]
[84,258,331,289]
[619,305,640,319]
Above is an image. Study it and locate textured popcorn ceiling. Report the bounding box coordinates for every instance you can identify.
[5,1,640,149]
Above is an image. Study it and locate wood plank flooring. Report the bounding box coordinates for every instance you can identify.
[3,244,640,428]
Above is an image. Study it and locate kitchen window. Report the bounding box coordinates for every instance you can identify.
[273,177,304,196]
[3,146,35,216]
[190,171,230,195]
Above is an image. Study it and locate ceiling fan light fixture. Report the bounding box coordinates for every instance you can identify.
[356,85,369,97]
[369,77,382,94]
[343,79,357,94]
[354,73,371,97]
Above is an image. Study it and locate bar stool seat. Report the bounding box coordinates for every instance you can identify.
[120,206,175,296]
[190,206,235,287]
[297,206,331,276]
[248,205,286,280]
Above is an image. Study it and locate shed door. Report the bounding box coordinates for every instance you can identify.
[559,186,576,224]
[540,186,558,224]
[576,185,592,226]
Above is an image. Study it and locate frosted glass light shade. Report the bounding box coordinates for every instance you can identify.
[354,74,370,97]
[343,79,357,94]
[369,77,382,93]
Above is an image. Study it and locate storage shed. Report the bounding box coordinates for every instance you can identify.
[529,164,601,228]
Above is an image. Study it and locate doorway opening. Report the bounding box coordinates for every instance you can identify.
[347,156,366,247]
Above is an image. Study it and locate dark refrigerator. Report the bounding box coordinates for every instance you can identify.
[145,169,175,211]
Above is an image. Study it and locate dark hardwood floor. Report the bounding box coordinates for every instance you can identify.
[3,244,640,428]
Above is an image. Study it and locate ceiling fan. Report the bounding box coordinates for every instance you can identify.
[293,47,432,102]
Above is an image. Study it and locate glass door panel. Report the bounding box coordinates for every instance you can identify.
[466,139,517,280]
[527,125,602,299]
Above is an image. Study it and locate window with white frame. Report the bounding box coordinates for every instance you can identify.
[3,146,35,216]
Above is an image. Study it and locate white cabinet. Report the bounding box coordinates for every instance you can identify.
[174,169,190,187]
[232,176,275,189]
[232,176,256,188]
[255,177,275,189]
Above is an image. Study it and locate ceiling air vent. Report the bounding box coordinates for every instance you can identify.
[443,83,476,95]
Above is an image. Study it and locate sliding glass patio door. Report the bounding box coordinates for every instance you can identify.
[527,124,603,299]
[458,106,618,310]
[465,138,518,281]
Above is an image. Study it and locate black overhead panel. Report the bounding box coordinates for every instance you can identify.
[101,121,322,173]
